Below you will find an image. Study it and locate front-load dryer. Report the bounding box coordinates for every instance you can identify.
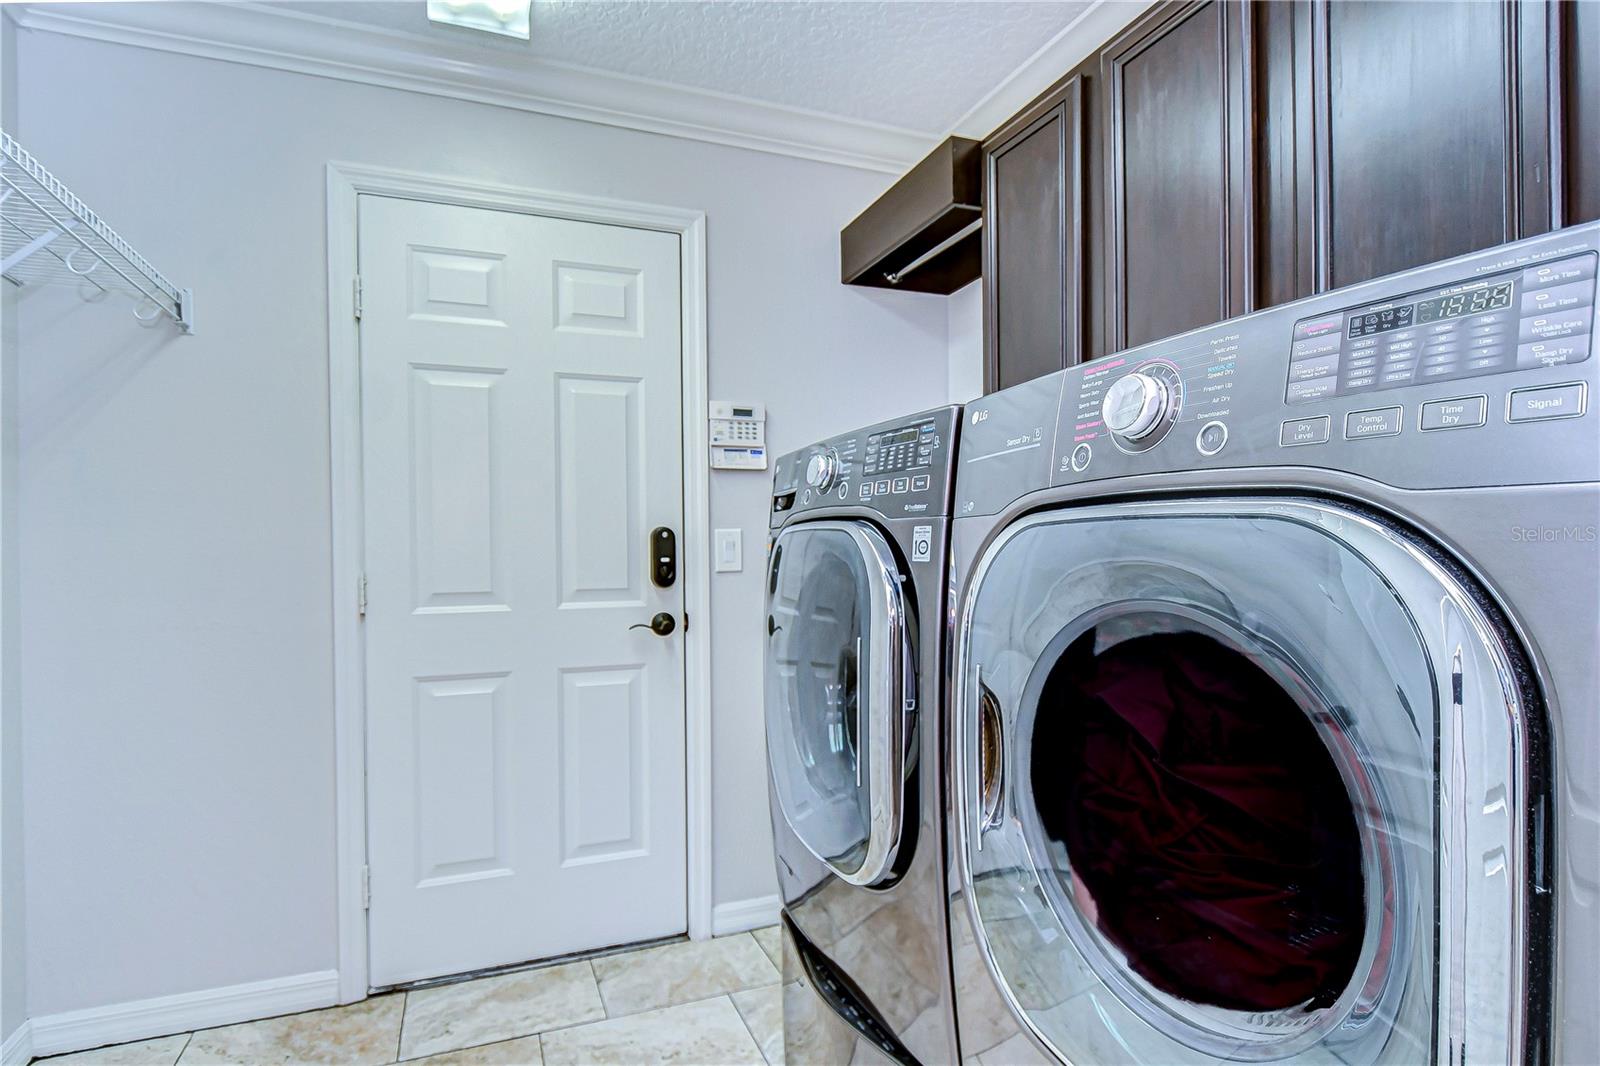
[765,405,962,1065]
[947,223,1598,1064]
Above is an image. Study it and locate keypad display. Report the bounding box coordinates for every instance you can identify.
[865,419,937,476]
[1286,252,1597,404]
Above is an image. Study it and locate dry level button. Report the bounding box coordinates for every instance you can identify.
[1280,415,1331,447]
[1345,407,1403,439]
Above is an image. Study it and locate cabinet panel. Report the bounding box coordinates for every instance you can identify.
[983,77,1086,391]
[1315,1,1522,289]
[1564,0,1600,224]
[1104,1,1252,351]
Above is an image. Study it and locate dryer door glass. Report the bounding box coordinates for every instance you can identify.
[767,522,909,886]
[955,499,1535,1066]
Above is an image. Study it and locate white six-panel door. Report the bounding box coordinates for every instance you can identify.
[358,195,686,986]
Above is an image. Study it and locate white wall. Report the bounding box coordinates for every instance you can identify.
[12,25,948,1020]
[1,11,28,1056]
[948,279,984,403]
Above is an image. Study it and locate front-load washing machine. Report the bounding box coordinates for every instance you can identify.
[947,222,1598,1064]
[765,405,962,1065]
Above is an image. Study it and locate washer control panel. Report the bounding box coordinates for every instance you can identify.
[772,405,960,524]
[1286,251,1595,403]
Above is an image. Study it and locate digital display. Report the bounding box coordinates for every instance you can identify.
[878,427,919,447]
[1416,281,1514,323]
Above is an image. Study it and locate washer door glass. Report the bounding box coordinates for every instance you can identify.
[767,522,909,886]
[956,499,1532,1066]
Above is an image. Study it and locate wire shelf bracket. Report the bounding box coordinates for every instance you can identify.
[1,128,193,333]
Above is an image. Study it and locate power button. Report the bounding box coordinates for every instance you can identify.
[1069,442,1092,472]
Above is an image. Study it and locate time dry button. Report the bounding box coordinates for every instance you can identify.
[1419,395,1487,431]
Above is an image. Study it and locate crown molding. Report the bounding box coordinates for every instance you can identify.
[949,0,1157,141]
[6,1,936,174]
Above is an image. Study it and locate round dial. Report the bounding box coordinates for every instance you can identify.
[1102,372,1169,440]
[805,449,839,492]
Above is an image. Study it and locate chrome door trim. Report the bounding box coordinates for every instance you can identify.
[768,519,910,887]
[952,496,1531,1065]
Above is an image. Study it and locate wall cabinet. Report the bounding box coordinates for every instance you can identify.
[982,0,1600,393]
[982,76,1086,391]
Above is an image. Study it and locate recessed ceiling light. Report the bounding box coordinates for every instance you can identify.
[426,0,532,40]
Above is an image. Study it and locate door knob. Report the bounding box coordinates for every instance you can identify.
[630,612,677,637]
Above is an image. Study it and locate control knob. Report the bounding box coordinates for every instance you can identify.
[1101,372,1170,441]
[805,449,839,493]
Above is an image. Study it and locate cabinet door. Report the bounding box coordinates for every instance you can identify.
[1563,0,1600,225]
[983,76,1086,392]
[1102,0,1254,351]
[1311,0,1542,289]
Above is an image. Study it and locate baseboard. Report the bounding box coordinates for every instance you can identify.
[711,894,781,936]
[1,1020,33,1066]
[28,970,340,1058]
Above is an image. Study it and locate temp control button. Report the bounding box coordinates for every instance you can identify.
[1508,383,1586,423]
[1280,415,1331,447]
[1420,395,1488,431]
[1345,406,1403,440]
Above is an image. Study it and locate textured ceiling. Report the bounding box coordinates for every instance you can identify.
[273,0,1093,133]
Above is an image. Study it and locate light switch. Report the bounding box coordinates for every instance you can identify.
[714,528,743,573]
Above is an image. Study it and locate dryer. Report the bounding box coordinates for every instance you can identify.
[947,223,1598,1064]
[765,405,961,1065]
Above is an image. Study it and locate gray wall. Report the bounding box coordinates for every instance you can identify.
[12,25,948,1018]
[1,9,27,1053]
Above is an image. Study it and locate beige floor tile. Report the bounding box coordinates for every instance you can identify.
[730,984,782,1066]
[41,1034,191,1066]
[750,925,781,971]
[976,1032,1054,1066]
[179,995,403,1065]
[405,1034,543,1065]
[539,997,764,1066]
[591,935,778,1017]
[399,961,603,1061]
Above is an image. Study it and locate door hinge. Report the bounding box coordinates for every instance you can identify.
[361,864,371,909]
[357,573,368,617]
[352,275,364,320]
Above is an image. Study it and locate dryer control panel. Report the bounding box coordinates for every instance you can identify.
[772,405,961,525]
[955,222,1600,517]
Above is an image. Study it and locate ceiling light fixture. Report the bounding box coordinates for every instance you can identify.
[426,0,532,40]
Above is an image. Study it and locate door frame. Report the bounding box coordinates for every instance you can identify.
[324,161,712,1002]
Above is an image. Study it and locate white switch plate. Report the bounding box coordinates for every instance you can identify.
[714,528,743,572]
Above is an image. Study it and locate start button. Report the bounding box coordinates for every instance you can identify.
[1508,382,1586,423]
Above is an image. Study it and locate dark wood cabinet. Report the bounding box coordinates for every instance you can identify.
[1311,1,1541,290]
[1562,0,1600,226]
[982,75,1086,391]
[980,0,1596,394]
[1102,1,1253,351]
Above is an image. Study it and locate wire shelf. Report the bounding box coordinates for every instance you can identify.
[1,129,192,332]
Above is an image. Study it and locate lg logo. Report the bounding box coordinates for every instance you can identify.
[970,409,989,425]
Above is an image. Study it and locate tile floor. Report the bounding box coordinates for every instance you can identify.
[40,927,785,1066]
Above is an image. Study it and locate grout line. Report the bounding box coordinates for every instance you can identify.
[727,991,772,1065]
[172,1032,194,1065]
[393,991,407,1064]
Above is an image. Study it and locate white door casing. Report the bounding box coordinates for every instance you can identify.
[358,195,687,986]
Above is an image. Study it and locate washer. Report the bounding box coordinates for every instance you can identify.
[948,222,1598,1065]
[765,405,961,1065]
